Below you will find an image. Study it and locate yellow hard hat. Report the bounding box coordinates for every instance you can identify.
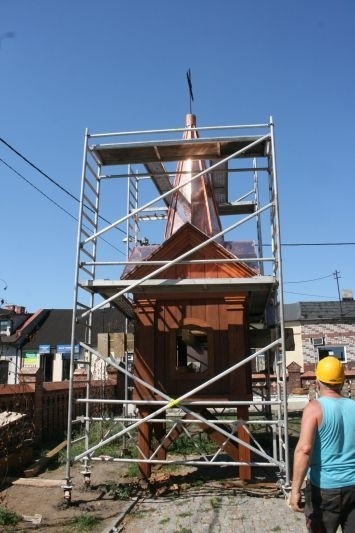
[316,356,345,385]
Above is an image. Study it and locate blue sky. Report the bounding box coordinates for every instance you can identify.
[1,0,354,312]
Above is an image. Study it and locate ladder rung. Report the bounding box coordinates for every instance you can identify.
[80,265,95,277]
[80,227,91,239]
[80,247,95,261]
[84,175,99,195]
[83,194,98,212]
[82,210,97,227]
[76,301,91,311]
[85,161,99,180]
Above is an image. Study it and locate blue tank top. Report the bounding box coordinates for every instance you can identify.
[309,396,355,488]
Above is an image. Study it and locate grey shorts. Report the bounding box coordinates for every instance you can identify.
[305,481,355,533]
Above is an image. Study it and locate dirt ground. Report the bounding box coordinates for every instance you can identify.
[0,458,146,532]
[0,416,301,533]
[0,458,238,532]
[0,454,283,532]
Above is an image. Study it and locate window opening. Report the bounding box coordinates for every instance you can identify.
[318,345,346,362]
[0,319,11,335]
[41,353,54,381]
[176,327,208,373]
[0,360,9,384]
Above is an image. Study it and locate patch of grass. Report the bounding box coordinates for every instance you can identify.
[131,510,147,519]
[270,527,281,532]
[178,511,192,518]
[161,463,179,472]
[169,434,217,456]
[106,482,137,500]
[159,516,170,524]
[191,478,204,487]
[209,496,222,509]
[0,506,21,526]
[127,462,139,477]
[60,414,139,464]
[70,515,102,531]
[174,528,192,533]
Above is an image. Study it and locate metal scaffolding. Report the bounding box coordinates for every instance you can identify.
[64,117,288,500]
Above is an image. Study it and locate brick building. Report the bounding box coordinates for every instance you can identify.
[284,300,355,372]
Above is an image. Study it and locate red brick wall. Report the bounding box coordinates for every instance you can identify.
[0,369,122,445]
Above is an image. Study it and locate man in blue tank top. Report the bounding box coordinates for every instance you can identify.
[289,356,355,532]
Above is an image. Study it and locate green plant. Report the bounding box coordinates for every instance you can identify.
[0,506,21,527]
[191,478,204,487]
[106,482,137,499]
[59,416,139,464]
[131,510,147,518]
[209,496,222,509]
[127,462,139,477]
[159,517,170,524]
[169,433,217,456]
[71,515,102,531]
[161,462,179,472]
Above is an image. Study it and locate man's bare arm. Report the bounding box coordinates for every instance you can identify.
[289,400,320,512]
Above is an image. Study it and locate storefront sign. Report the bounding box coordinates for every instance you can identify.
[56,344,80,354]
[38,344,51,354]
[23,352,38,365]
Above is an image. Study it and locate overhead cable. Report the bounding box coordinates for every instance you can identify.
[2,136,355,247]
[0,136,78,202]
[284,273,334,284]
[0,136,126,236]
[284,291,337,299]
[0,157,124,255]
[0,157,77,221]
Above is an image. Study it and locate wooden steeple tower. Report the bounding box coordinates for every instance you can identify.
[123,114,258,480]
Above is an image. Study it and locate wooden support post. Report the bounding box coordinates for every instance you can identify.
[237,405,251,481]
[137,408,152,479]
[153,411,167,461]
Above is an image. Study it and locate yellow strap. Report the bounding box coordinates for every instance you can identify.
[167,398,180,409]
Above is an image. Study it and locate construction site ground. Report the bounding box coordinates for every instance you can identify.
[0,400,308,532]
[0,455,308,532]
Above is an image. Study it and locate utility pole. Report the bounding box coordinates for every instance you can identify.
[333,270,344,317]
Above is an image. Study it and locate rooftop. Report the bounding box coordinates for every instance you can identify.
[284,300,355,321]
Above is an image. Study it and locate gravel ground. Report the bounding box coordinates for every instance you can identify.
[118,487,307,533]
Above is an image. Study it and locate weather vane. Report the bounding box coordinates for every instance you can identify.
[186,69,194,114]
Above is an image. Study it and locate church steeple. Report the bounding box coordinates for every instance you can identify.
[164,114,223,242]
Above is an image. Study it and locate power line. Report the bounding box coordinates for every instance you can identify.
[284,273,334,284]
[0,157,77,221]
[0,136,78,202]
[3,136,355,249]
[0,136,128,238]
[284,291,337,299]
[0,157,125,255]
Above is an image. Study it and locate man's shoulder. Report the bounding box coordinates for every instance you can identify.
[304,399,321,412]
[303,399,322,420]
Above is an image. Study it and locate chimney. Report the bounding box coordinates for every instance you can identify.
[342,289,353,301]
[4,305,26,314]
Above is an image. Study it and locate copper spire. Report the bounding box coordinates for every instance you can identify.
[165,114,223,242]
